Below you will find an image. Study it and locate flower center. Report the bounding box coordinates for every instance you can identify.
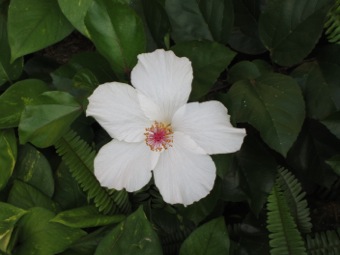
[145,121,173,152]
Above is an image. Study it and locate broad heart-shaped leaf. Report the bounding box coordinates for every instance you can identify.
[0,79,48,129]
[8,180,59,212]
[321,111,340,139]
[7,0,73,61]
[228,60,272,84]
[13,207,86,255]
[172,41,236,100]
[259,0,333,66]
[95,207,162,255]
[85,0,146,79]
[0,202,27,254]
[58,0,93,37]
[0,129,17,191]
[179,217,229,255]
[19,91,82,148]
[0,6,23,86]
[51,206,125,228]
[165,0,234,43]
[12,144,54,197]
[224,73,305,156]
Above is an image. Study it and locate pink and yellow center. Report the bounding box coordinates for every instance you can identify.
[145,121,173,152]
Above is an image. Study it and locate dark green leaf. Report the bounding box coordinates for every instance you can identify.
[321,111,340,139]
[179,217,229,255]
[0,129,16,191]
[228,60,272,84]
[14,207,86,255]
[85,0,146,79]
[95,207,162,255]
[224,73,305,156]
[8,180,58,211]
[19,91,82,148]
[51,206,125,228]
[172,41,236,100]
[0,79,48,128]
[259,0,332,66]
[8,0,73,60]
[326,155,340,176]
[13,144,54,197]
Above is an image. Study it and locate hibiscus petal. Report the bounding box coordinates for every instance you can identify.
[131,49,193,122]
[172,101,246,154]
[153,132,215,206]
[86,82,151,142]
[94,140,155,192]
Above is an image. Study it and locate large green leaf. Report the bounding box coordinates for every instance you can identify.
[0,129,17,191]
[7,0,73,61]
[0,79,48,128]
[259,0,332,66]
[14,207,86,255]
[12,144,54,197]
[0,4,23,86]
[85,0,146,79]
[321,111,340,139]
[179,217,229,255]
[172,41,236,100]
[51,206,125,228]
[224,73,305,156]
[0,202,27,254]
[58,0,93,37]
[95,207,162,255]
[326,154,340,176]
[165,0,233,43]
[19,91,82,148]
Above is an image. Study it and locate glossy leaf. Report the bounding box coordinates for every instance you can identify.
[0,79,48,128]
[19,91,82,148]
[224,73,305,156]
[228,60,272,84]
[12,144,54,197]
[179,217,229,255]
[85,0,146,79]
[95,207,162,255]
[51,206,125,228]
[14,207,86,255]
[8,0,73,61]
[259,0,332,66]
[172,41,236,100]
[0,129,17,191]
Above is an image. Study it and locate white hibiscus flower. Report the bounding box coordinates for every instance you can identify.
[86,49,246,206]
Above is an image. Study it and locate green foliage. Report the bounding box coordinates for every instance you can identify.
[306,228,340,254]
[324,0,340,44]
[0,129,16,191]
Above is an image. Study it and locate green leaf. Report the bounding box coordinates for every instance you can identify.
[172,41,236,100]
[58,0,93,37]
[85,0,146,79]
[0,129,17,191]
[228,60,272,84]
[51,206,125,228]
[7,0,73,61]
[0,79,49,128]
[259,0,332,66]
[8,180,58,212]
[0,5,23,86]
[179,218,229,255]
[165,0,233,43]
[95,207,163,255]
[0,202,27,254]
[224,73,305,156]
[13,144,54,197]
[321,111,340,139]
[326,154,340,176]
[19,91,82,148]
[14,207,86,255]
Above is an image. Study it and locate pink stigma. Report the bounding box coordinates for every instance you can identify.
[145,121,173,152]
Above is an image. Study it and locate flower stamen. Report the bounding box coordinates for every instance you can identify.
[145,121,173,152]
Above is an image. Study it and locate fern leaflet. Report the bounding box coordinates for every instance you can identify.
[324,0,340,44]
[306,228,340,255]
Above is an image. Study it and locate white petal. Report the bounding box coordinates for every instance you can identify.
[86,82,151,142]
[153,132,215,206]
[94,140,154,192]
[172,101,246,154]
[131,49,193,122]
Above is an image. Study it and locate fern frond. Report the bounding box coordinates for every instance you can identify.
[277,168,312,233]
[306,228,340,255]
[267,183,307,255]
[324,0,340,44]
[55,129,131,215]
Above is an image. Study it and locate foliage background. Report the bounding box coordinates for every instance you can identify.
[1,0,340,254]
